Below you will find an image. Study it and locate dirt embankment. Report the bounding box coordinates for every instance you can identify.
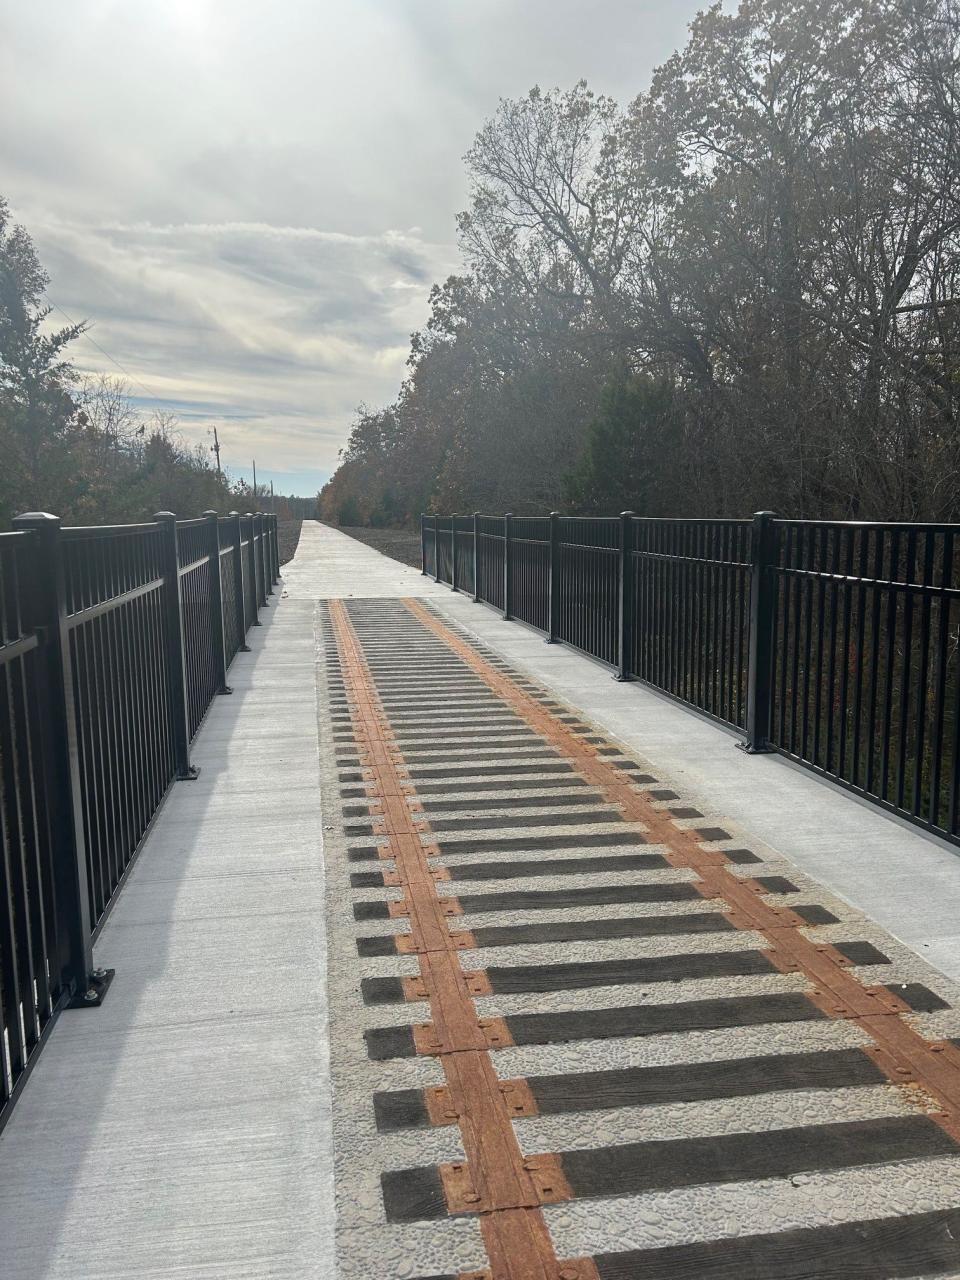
[278,519,304,565]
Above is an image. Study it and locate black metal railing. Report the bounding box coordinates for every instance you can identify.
[0,531,64,1119]
[768,520,960,837]
[453,515,476,597]
[422,509,960,850]
[475,514,506,613]
[630,518,752,728]
[0,508,280,1129]
[512,516,551,635]
[239,515,258,633]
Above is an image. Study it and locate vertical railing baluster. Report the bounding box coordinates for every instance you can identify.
[154,512,198,780]
[432,515,441,583]
[451,515,459,593]
[420,514,427,576]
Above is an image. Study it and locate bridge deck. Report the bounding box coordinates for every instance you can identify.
[3,522,960,1278]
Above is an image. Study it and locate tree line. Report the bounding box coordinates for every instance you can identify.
[0,197,302,528]
[320,0,960,527]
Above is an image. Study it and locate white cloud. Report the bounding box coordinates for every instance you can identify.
[3,0,701,493]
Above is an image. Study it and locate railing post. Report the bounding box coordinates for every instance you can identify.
[616,511,636,681]
[254,512,263,605]
[473,512,481,602]
[272,514,280,583]
[204,511,231,694]
[11,512,113,1006]
[420,513,427,576]
[503,513,513,621]
[154,512,198,780]
[547,511,560,643]
[262,512,274,597]
[255,513,270,603]
[432,515,441,583]
[265,514,275,585]
[245,513,261,624]
[451,515,459,592]
[229,512,251,651]
[742,510,779,753]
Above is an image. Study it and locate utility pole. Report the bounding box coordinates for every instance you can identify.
[252,459,257,504]
[210,426,222,478]
[270,480,275,513]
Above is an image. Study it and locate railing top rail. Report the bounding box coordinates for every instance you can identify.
[445,512,751,528]
[174,516,207,529]
[773,517,960,532]
[62,522,159,539]
[630,516,752,526]
[426,511,960,531]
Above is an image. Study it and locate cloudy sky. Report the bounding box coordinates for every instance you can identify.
[3,0,702,496]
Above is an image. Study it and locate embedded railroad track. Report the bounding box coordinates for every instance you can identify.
[319,597,960,1280]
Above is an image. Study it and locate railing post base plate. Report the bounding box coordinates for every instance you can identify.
[176,765,201,781]
[68,967,115,1009]
[736,739,775,756]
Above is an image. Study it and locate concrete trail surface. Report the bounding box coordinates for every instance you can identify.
[4,521,960,1279]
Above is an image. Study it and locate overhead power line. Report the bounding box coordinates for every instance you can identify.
[50,301,169,409]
